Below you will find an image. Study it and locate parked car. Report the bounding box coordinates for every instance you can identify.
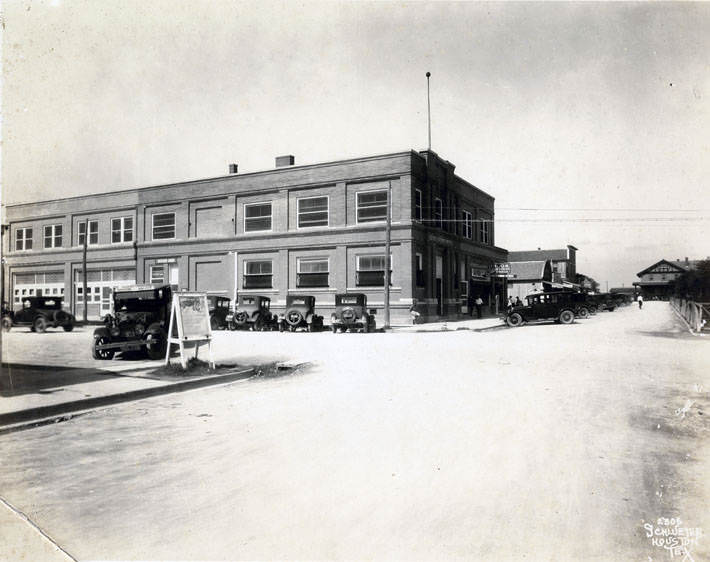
[505,291,577,327]
[2,296,75,333]
[589,293,617,312]
[207,295,231,330]
[278,295,324,332]
[227,295,278,331]
[91,285,172,360]
[330,293,376,333]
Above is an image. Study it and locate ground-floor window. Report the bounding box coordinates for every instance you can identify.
[297,258,329,288]
[244,260,273,289]
[356,255,392,287]
[415,253,424,287]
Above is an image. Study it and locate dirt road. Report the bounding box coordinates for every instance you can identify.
[1,302,708,560]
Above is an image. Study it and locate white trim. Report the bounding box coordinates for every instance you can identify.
[151,212,176,241]
[296,195,330,229]
[356,189,388,225]
[243,201,273,233]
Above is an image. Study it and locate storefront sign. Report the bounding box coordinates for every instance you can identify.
[491,262,511,275]
[471,266,489,280]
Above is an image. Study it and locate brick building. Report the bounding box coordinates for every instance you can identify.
[1,149,508,325]
[508,245,578,286]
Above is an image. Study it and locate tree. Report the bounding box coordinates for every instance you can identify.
[673,260,710,301]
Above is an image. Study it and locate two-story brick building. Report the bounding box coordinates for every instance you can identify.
[1,149,508,324]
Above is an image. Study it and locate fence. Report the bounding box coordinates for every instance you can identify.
[670,298,710,333]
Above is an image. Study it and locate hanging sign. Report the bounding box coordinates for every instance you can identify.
[165,292,215,370]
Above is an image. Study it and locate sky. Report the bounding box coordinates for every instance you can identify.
[2,0,709,288]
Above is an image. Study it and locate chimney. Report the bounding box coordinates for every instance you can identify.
[275,155,295,168]
[228,163,238,174]
[685,257,689,264]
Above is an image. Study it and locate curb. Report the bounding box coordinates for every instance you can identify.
[0,367,254,432]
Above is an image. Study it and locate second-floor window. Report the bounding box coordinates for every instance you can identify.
[433,198,443,228]
[357,190,388,223]
[15,228,33,251]
[152,213,176,240]
[112,217,134,243]
[78,220,99,245]
[480,218,490,244]
[297,258,329,287]
[463,210,473,239]
[414,189,422,221]
[243,260,273,289]
[44,224,63,248]
[244,203,272,232]
[298,196,329,228]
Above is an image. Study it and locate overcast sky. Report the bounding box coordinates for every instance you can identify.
[2,0,709,287]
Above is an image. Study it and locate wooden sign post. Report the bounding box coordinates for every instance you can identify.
[165,292,215,370]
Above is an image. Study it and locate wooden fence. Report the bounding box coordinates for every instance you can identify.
[670,298,710,333]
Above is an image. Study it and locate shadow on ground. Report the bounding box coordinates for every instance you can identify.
[0,363,121,397]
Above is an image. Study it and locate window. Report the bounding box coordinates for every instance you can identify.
[357,190,388,223]
[463,210,473,239]
[152,213,176,240]
[416,252,425,287]
[44,224,63,248]
[297,258,329,287]
[15,228,33,251]
[480,217,490,244]
[112,217,134,243]
[356,255,392,287]
[150,265,165,284]
[244,203,272,232]
[414,189,422,222]
[78,220,99,245]
[76,286,83,303]
[433,198,443,228]
[244,260,273,289]
[297,197,329,228]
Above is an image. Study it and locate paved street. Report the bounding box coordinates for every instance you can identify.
[1,302,708,560]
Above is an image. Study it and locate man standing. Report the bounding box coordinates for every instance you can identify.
[637,293,644,309]
[475,295,483,319]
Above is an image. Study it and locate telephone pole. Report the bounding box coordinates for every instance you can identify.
[82,220,88,323]
[384,181,392,329]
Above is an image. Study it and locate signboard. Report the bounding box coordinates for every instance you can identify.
[492,262,511,275]
[471,266,489,280]
[165,292,214,370]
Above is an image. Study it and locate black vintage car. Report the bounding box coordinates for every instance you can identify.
[227,295,278,331]
[505,291,577,327]
[2,296,75,333]
[330,293,376,333]
[207,295,231,330]
[588,293,617,312]
[92,285,172,360]
[279,295,324,332]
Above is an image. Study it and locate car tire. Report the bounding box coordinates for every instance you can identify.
[145,329,167,360]
[210,315,219,330]
[362,321,370,334]
[577,307,589,319]
[1,316,12,332]
[559,309,575,324]
[92,336,115,360]
[63,323,74,332]
[506,313,524,327]
[33,316,48,333]
[331,324,337,333]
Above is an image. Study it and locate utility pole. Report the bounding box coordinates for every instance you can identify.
[82,220,88,323]
[426,72,432,151]
[384,181,392,330]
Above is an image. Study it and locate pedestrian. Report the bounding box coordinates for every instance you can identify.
[475,296,483,319]
[409,298,421,324]
[507,296,515,312]
[515,296,523,307]
[637,293,644,309]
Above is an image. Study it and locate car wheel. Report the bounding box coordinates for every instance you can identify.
[506,313,524,327]
[63,323,74,332]
[331,325,337,333]
[1,316,12,332]
[33,316,48,333]
[210,316,219,330]
[559,309,575,324]
[362,321,370,334]
[92,336,115,360]
[577,307,589,319]
[306,324,312,333]
[254,318,264,331]
[145,329,167,360]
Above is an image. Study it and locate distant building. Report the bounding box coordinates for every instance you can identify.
[508,245,578,285]
[507,260,552,299]
[633,258,702,300]
[2,149,508,324]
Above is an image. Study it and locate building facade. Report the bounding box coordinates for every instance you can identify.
[507,260,553,300]
[2,150,508,325]
[508,245,578,286]
[633,258,700,300]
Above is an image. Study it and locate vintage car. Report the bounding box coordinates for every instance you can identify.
[330,293,376,333]
[227,295,278,331]
[2,296,75,333]
[207,295,231,330]
[278,295,324,332]
[91,285,172,360]
[588,293,617,312]
[505,291,577,327]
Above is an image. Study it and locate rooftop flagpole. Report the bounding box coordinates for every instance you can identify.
[426,72,432,150]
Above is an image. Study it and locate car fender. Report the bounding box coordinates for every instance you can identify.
[93,326,111,339]
[145,322,164,335]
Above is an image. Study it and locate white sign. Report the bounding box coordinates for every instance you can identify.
[165,292,215,370]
